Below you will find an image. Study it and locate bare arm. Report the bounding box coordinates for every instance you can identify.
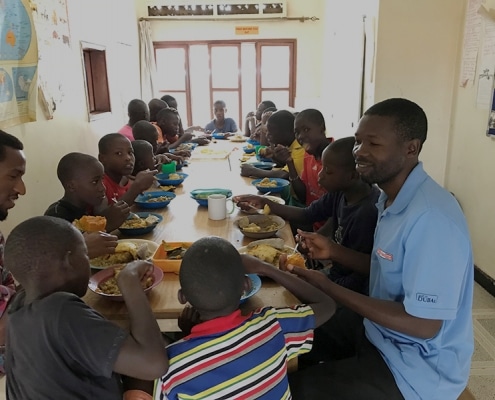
[288,266,442,339]
[114,261,169,379]
[242,254,336,327]
[286,159,306,203]
[233,195,308,223]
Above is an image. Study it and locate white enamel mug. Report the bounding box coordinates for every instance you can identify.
[207,194,235,220]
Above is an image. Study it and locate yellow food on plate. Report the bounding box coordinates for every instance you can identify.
[286,253,307,269]
[168,173,181,180]
[263,204,271,215]
[119,215,159,229]
[90,241,138,268]
[245,244,280,265]
[97,266,154,296]
[257,178,278,188]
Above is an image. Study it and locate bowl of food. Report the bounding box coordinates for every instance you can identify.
[251,178,290,194]
[246,161,277,170]
[230,134,247,143]
[88,264,163,301]
[237,195,285,215]
[152,241,193,272]
[190,188,233,207]
[238,238,305,269]
[234,214,286,239]
[118,212,163,236]
[243,144,256,154]
[246,139,260,146]
[240,274,262,304]
[134,191,176,209]
[212,132,228,140]
[90,239,159,270]
[155,172,188,186]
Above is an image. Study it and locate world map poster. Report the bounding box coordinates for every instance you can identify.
[0,0,38,128]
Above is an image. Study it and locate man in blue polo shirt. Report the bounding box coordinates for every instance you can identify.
[288,98,473,400]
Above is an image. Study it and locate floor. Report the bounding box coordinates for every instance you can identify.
[0,282,493,399]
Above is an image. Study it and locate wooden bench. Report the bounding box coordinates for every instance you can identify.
[458,387,475,400]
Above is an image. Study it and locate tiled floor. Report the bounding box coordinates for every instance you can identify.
[470,282,495,399]
[0,282,493,399]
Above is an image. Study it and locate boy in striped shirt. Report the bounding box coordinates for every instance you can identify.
[154,236,335,400]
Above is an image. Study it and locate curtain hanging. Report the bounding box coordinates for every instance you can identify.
[138,20,158,102]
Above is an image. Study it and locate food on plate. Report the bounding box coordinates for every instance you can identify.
[168,173,181,180]
[263,204,271,215]
[143,195,174,203]
[238,216,280,233]
[90,241,139,268]
[119,214,159,229]
[246,244,280,264]
[240,238,301,268]
[161,241,190,259]
[175,143,195,152]
[73,215,107,232]
[246,143,254,149]
[159,185,176,192]
[96,266,154,296]
[286,253,306,269]
[256,178,278,188]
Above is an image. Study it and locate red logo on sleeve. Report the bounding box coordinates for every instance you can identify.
[376,248,393,261]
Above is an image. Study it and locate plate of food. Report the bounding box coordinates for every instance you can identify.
[89,239,159,270]
[190,188,233,207]
[240,274,262,304]
[134,191,176,209]
[237,195,285,215]
[234,214,285,239]
[252,178,290,194]
[155,172,188,186]
[152,241,193,272]
[212,132,229,140]
[245,161,277,170]
[88,264,163,301]
[230,134,247,143]
[237,238,305,269]
[246,139,260,146]
[118,212,163,236]
[243,144,256,153]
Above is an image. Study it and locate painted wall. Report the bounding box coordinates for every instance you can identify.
[2,0,141,235]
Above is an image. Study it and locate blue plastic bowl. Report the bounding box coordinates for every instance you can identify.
[251,178,290,194]
[243,146,256,154]
[190,188,233,207]
[155,172,188,186]
[212,132,228,140]
[249,161,276,170]
[256,153,273,162]
[134,191,176,209]
[246,139,260,146]
[240,274,261,304]
[118,212,163,236]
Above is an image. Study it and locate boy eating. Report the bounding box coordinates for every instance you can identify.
[4,216,168,399]
[154,236,335,400]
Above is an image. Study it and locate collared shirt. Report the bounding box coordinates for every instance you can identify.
[365,162,474,400]
[155,306,314,400]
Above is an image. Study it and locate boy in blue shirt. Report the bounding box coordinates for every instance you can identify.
[204,100,239,135]
[288,98,473,400]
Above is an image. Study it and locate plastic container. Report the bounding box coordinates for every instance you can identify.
[161,162,176,174]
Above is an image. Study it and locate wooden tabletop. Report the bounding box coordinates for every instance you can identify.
[83,140,299,331]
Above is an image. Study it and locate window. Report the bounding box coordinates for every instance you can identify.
[154,40,296,128]
[81,42,111,121]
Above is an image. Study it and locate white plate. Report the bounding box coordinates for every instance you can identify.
[90,239,159,270]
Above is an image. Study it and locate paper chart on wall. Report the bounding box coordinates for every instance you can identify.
[0,0,38,129]
[477,15,495,108]
[30,0,71,119]
[460,0,483,88]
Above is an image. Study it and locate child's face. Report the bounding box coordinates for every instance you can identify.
[294,116,325,156]
[318,148,353,192]
[71,160,106,207]
[134,149,156,175]
[214,105,226,121]
[100,137,135,177]
[160,114,180,137]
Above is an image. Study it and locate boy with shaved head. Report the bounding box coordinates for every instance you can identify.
[4,216,168,399]
[154,236,335,400]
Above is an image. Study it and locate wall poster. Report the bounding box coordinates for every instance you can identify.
[0,0,38,128]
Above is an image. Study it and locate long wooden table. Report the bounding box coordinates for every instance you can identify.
[83,141,299,332]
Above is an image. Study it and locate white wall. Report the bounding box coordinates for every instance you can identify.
[2,0,141,236]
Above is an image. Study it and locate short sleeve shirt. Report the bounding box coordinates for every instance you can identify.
[204,118,238,133]
[44,199,88,223]
[118,125,134,141]
[365,162,474,399]
[103,174,130,203]
[6,291,128,400]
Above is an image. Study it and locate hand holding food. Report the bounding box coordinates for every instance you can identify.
[84,231,118,259]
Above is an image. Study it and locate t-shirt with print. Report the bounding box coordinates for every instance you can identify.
[304,186,380,293]
[6,291,128,400]
[155,305,314,400]
[103,173,130,203]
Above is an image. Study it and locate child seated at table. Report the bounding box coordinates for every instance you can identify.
[156,108,209,149]
[3,216,168,400]
[44,152,130,258]
[234,137,379,294]
[204,100,239,135]
[98,133,157,205]
[132,140,160,176]
[153,236,335,400]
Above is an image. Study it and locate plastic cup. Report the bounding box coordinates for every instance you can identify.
[161,162,176,174]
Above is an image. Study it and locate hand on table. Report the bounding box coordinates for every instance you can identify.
[84,231,119,259]
[240,163,262,177]
[233,194,266,211]
[190,137,210,146]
